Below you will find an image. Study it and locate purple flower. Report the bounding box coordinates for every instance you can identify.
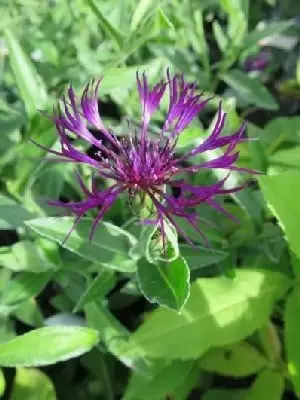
[35,72,258,246]
[244,51,270,72]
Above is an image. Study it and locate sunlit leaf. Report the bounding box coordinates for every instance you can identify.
[259,171,300,259]
[285,286,300,395]
[0,327,99,367]
[200,342,267,376]
[244,368,284,400]
[10,367,56,400]
[125,269,289,359]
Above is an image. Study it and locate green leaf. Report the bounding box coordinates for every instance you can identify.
[220,0,248,16]
[8,117,57,196]
[124,359,199,400]
[125,269,289,359]
[297,57,300,86]
[202,389,247,400]
[87,0,124,49]
[244,368,284,400]
[35,163,71,200]
[200,342,267,376]
[13,299,43,327]
[137,257,190,311]
[192,10,210,73]
[85,301,152,376]
[176,125,204,150]
[244,20,293,49]
[81,350,114,400]
[212,21,228,52]
[270,147,300,172]
[4,29,47,117]
[256,321,282,363]
[0,241,56,273]
[0,368,5,397]
[263,117,300,151]
[155,7,175,31]
[0,195,34,229]
[0,317,15,344]
[101,67,145,94]
[259,171,300,259]
[0,326,99,367]
[131,0,160,31]
[248,139,268,173]
[0,113,23,170]
[180,244,229,270]
[131,221,179,263]
[26,217,137,272]
[73,270,116,312]
[10,367,56,400]
[285,286,300,395]
[0,270,11,295]
[221,69,278,110]
[129,225,156,261]
[290,251,300,278]
[222,0,247,46]
[0,272,52,315]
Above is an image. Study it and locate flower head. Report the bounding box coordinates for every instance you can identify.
[35,71,258,246]
[244,50,270,72]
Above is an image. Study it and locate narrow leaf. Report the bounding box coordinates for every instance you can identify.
[73,270,116,312]
[222,69,278,110]
[244,20,293,48]
[87,0,124,49]
[257,321,282,363]
[26,217,137,272]
[85,301,152,376]
[81,350,114,400]
[131,0,159,31]
[0,327,99,367]
[212,21,228,52]
[4,29,47,116]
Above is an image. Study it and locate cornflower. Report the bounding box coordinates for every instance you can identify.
[34,71,257,247]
